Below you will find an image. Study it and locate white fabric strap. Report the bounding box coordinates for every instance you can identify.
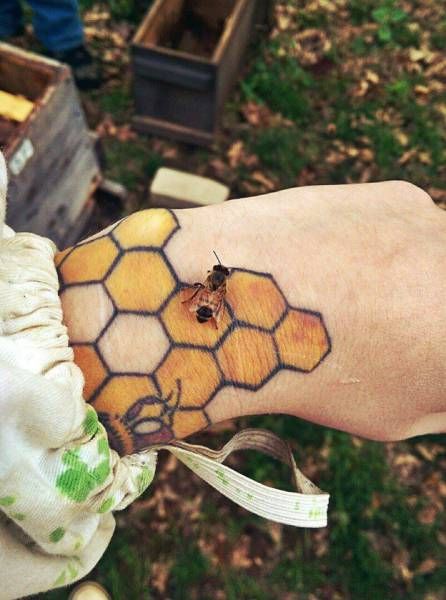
[148,429,329,528]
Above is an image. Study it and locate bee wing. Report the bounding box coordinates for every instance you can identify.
[213,292,226,327]
[181,284,204,305]
[182,287,207,313]
[214,301,225,324]
[186,296,203,313]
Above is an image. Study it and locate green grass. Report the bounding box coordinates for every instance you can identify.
[103,138,162,192]
[169,540,210,599]
[36,1,446,598]
[98,87,133,122]
[223,570,271,600]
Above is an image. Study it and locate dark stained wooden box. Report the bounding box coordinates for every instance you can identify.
[131,0,263,145]
[0,43,100,246]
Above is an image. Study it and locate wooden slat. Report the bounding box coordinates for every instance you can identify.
[1,44,100,242]
[0,42,59,100]
[132,114,214,146]
[135,0,184,46]
[214,0,258,125]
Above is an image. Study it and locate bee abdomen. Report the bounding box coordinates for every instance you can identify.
[196,306,213,323]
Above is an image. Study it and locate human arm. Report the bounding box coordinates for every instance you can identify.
[57,180,446,453]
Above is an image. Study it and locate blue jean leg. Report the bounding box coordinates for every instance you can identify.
[27,0,84,51]
[0,0,23,38]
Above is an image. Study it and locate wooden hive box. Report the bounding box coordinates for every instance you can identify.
[131,0,264,146]
[0,43,100,246]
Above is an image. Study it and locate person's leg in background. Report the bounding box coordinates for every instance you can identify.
[28,0,84,52]
[27,0,101,89]
[0,0,24,38]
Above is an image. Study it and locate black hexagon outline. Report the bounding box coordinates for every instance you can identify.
[56,208,332,454]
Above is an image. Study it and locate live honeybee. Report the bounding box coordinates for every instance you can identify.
[182,251,230,328]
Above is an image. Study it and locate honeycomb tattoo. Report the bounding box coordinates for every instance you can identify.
[56,209,331,455]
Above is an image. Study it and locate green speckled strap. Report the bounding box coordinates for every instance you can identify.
[154,428,329,528]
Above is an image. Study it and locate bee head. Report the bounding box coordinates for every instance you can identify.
[208,265,228,290]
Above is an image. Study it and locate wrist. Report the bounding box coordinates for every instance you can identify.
[56,183,446,451]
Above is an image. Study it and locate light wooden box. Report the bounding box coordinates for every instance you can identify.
[0,43,100,246]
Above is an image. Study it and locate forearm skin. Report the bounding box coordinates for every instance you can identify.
[56,182,446,454]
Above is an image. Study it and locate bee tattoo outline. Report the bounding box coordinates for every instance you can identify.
[182,251,230,329]
[126,378,183,445]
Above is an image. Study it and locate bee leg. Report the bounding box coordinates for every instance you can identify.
[181,283,204,304]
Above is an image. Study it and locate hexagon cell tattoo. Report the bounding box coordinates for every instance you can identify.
[56,209,331,455]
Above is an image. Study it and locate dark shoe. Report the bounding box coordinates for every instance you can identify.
[50,45,102,91]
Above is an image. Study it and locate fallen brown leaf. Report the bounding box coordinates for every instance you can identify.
[437,532,446,546]
[398,149,417,165]
[209,158,229,179]
[115,124,137,142]
[416,443,438,461]
[417,504,438,525]
[241,101,274,127]
[250,170,276,191]
[267,521,283,546]
[392,548,413,582]
[416,558,437,575]
[151,560,172,594]
[227,140,245,168]
[230,535,252,568]
[293,29,331,66]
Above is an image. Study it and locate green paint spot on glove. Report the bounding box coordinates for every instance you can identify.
[0,496,15,506]
[73,537,83,552]
[98,497,114,513]
[12,512,25,521]
[50,527,66,543]
[136,466,155,494]
[53,570,66,586]
[83,409,99,437]
[56,445,111,503]
[97,436,110,457]
[67,562,78,580]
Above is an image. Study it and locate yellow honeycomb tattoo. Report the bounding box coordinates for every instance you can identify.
[56,209,331,456]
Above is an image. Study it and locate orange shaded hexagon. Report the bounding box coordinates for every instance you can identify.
[155,348,221,409]
[58,237,119,284]
[73,344,108,400]
[227,271,286,330]
[113,209,177,249]
[105,251,175,312]
[274,309,330,372]
[93,375,158,420]
[172,410,209,439]
[54,246,72,268]
[161,290,231,347]
[217,327,278,387]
